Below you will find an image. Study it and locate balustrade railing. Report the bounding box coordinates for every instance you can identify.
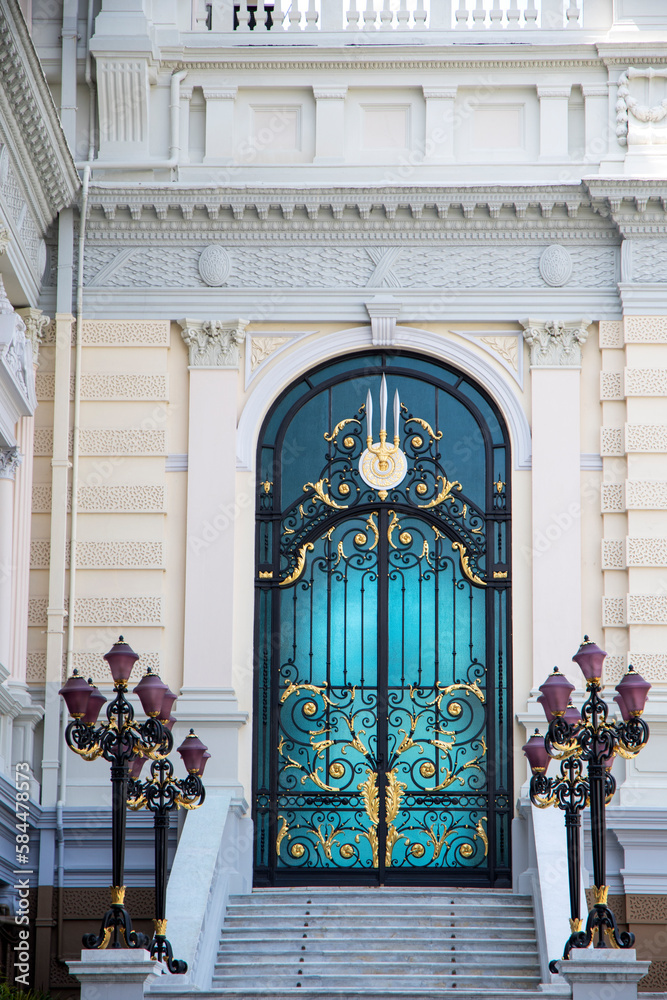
[193,0,585,34]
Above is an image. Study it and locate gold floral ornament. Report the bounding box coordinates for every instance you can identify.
[359,376,407,501]
[340,844,355,859]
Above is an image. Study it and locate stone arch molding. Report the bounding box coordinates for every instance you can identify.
[237,325,531,472]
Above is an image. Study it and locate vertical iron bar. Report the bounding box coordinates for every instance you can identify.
[565,808,581,925]
[377,505,389,884]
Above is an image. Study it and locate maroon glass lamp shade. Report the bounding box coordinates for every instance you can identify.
[163,715,177,733]
[177,730,208,774]
[522,730,551,774]
[615,666,651,717]
[104,636,139,686]
[158,688,178,723]
[199,751,211,776]
[59,670,93,718]
[129,755,148,780]
[563,701,582,727]
[82,682,107,726]
[537,694,554,723]
[538,668,575,718]
[133,669,169,717]
[572,636,607,684]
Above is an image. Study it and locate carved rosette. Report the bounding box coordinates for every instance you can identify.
[178,318,249,368]
[520,318,591,368]
[0,446,22,480]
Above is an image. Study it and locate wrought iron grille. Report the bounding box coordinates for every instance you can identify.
[254,352,512,885]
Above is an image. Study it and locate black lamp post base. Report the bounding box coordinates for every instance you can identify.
[151,929,188,974]
[549,895,635,974]
[82,892,150,951]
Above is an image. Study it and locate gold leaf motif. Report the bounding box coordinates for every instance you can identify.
[385,768,407,826]
[399,531,412,545]
[303,701,318,717]
[411,843,425,858]
[425,824,450,860]
[357,770,379,825]
[311,823,341,860]
[448,701,462,716]
[415,482,428,495]
[493,570,508,579]
[279,543,315,587]
[396,715,424,757]
[385,824,405,866]
[417,475,463,510]
[276,815,289,856]
[324,418,361,442]
[354,532,367,546]
[460,843,474,858]
[387,509,400,548]
[407,417,443,441]
[366,512,379,550]
[303,478,349,510]
[475,816,489,857]
[290,843,305,858]
[339,483,350,495]
[343,436,355,448]
[419,761,436,778]
[340,844,355,859]
[259,569,274,579]
[452,541,486,587]
[333,540,346,568]
[329,762,345,779]
[411,435,423,448]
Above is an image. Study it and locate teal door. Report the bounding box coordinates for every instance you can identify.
[254,353,511,885]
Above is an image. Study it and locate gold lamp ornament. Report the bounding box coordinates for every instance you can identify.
[359,375,408,500]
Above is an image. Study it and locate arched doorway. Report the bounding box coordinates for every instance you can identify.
[253,351,512,886]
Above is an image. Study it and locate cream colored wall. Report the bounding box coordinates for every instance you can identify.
[28,317,613,812]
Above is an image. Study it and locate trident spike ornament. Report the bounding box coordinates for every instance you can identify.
[359,376,408,500]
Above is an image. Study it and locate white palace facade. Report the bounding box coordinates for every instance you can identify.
[1,0,667,995]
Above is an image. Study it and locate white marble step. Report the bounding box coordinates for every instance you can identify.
[216,937,540,954]
[211,975,542,990]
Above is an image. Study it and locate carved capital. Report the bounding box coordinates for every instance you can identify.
[0,447,22,480]
[178,318,249,368]
[17,308,50,366]
[365,296,402,348]
[520,318,591,368]
[0,229,9,257]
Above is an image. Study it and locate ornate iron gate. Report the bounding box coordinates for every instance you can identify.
[253,353,512,886]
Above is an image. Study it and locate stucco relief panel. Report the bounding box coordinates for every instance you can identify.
[82,243,617,290]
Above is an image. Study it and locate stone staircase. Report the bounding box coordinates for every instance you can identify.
[210,887,550,997]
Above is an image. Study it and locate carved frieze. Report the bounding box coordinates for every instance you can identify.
[31,484,167,513]
[178,318,248,368]
[35,373,168,401]
[520,318,590,367]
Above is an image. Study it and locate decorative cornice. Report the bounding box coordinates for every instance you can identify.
[313,86,348,100]
[16,308,49,366]
[0,446,21,480]
[178,318,249,368]
[0,0,79,224]
[520,318,591,367]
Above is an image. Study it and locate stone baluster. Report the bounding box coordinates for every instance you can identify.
[489,0,502,26]
[565,0,580,25]
[413,0,426,28]
[236,0,251,29]
[272,0,285,27]
[320,0,344,31]
[380,0,393,29]
[455,0,468,27]
[472,0,486,28]
[305,0,318,29]
[524,0,537,25]
[396,0,409,28]
[346,0,360,29]
[362,0,377,30]
[288,0,302,30]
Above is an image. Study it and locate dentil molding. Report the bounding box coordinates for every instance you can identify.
[178,318,249,368]
[520,318,591,367]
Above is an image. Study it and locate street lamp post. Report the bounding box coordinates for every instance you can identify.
[59,637,173,950]
[128,729,208,973]
[524,638,651,971]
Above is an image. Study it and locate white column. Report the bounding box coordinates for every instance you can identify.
[203,87,237,162]
[313,87,347,163]
[537,86,571,161]
[521,319,591,686]
[0,448,21,673]
[177,319,249,791]
[422,86,457,162]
